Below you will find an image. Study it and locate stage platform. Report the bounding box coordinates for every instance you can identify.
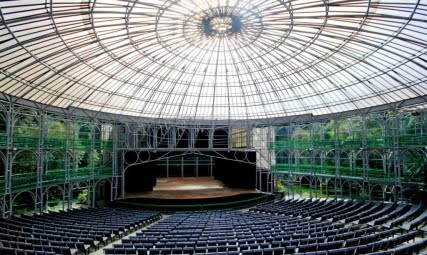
[113,177,273,212]
[126,177,258,200]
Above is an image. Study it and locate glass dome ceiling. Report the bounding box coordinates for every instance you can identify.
[0,0,426,120]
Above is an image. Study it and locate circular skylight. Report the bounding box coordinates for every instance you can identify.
[0,0,426,120]
[209,17,234,36]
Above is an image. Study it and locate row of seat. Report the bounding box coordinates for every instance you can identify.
[104,199,427,255]
[0,207,161,255]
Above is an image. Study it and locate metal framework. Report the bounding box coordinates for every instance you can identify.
[1,0,426,121]
[0,96,116,218]
[0,0,427,216]
[0,93,425,217]
[270,110,427,202]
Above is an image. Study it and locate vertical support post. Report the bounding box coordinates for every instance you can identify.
[72,120,80,202]
[119,125,126,199]
[3,101,14,218]
[171,126,177,149]
[334,117,342,198]
[320,149,325,198]
[121,151,125,199]
[361,114,371,200]
[153,126,158,150]
[111,123,118,201]
[112,123,124,200]
[208,128,213,149]
[246,126,252,148]
[228,126,232,150]
[35,111,45,214]
[267,126,273,194]
[190,128,195,150]
[392,113,402,202]
[87,120,96,208]
[310,123,315,199]
[287,125,293,199]
[63,117,72,210]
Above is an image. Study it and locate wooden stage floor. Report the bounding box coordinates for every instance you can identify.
[125,177,258,199]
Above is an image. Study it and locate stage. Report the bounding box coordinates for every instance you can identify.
[125,177,259,200]
[114,177,271,211]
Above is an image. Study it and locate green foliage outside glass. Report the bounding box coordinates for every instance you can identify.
[77,189,89,204]
[273,112,427,198]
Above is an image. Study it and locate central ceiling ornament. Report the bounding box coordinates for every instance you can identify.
[210,16,233,35]
[201,8,242,37]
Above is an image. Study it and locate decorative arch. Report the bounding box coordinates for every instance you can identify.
[339,150,351,177]
[43,185,65,210]
[11,150,38,192]
[370,184,386,201]
[354,149,365,179]
[368,149,385,180]
[213,127,229,148]
[341,180,352,199]
[11,190,36,215]
[13,110,40,138]
[349,181,363,200]
[297,175,311,198]
[324,150,335,175]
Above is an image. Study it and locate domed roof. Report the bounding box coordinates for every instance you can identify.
[0,0,426,120]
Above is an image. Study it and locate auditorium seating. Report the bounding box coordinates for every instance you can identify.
[0,208,160,255]
[384,204,422,229]
[1,199,427,255]
[104,199,427,255]
[402,210,427,231]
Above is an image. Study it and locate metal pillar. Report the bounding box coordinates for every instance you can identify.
[2,101,13,218]
[269,127,275,194]
[35,112,45,214]
[246,126,252,149]
[309,123,316,199]
[208,128,213,149]
[228,126,232,150]
[87,121,96,208]
[334,118,342,198]
[361,114,371,200]
[392,113,403,202]
[63,117,72,210]
[190,128,195,150]
[111,123,119,201]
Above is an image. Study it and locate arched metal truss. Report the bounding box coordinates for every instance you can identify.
[1,0,427,120]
